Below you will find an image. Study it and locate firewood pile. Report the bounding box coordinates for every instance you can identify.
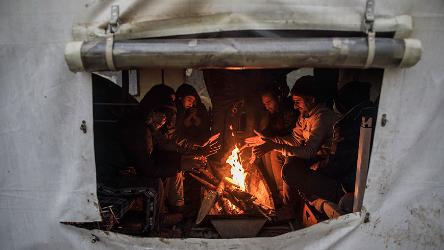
[189,167,275,223]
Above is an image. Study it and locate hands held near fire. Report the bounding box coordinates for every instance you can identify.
[245,130,278,158]
[197,132,222,158]
[188,133,221,169]
[184,107,202,127]
[245,130,267,147]
[146,111,167,130]
[252,140,278,158]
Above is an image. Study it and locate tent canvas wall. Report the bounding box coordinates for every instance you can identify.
[0,0,443,249]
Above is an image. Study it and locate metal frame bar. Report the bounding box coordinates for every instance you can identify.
[353,117,373,212]
[66,37,421,72]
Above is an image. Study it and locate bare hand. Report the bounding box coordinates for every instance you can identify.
[190,108,203,125]
[245,130,266,147]
[252,139,276,158]
[199,133,222,157]
[146,111,166,130]
[188,107,198,116]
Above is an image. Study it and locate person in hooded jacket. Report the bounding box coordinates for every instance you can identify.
[122,84,220,224]
[175,83,210,145]
[173,83,212,218]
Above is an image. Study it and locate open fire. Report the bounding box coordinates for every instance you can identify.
[226,146,247,191]
[191,124,275,235]
[192,143,275,221]
[196,144,276,237]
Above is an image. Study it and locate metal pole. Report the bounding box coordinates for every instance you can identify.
[353,116,373,212]
[65,37,421,72]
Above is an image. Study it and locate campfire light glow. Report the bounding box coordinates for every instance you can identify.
[226,146,247,191]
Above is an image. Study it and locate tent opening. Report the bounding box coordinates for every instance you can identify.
[69,66,382,238]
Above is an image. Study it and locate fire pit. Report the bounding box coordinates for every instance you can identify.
[190,144,276,238]
[210,216,267,238]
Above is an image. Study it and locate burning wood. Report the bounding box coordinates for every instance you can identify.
[189,173,246,213]
[189,172,218,191]
[224,177,241,189]
[190,167,274,222]
[191,126,275,223]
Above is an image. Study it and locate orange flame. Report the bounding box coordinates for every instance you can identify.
[226,146,247,191]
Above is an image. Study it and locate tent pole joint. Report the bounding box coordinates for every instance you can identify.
[105,36,116,71]
[364,0,376,68]
[107,5,120,34]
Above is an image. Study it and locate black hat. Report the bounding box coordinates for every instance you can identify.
[176,83,199,100]
[290,75,319,98]
[139,84,175,116]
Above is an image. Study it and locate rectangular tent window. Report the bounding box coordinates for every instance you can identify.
[70,66,383,238]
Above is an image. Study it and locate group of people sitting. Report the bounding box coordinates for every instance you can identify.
[246,75,374,219]
[115,74,374,224]
[118,83,218,222]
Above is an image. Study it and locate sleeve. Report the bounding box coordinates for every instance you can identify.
[258,113,271,137]
[196,105,210,142]
[276,111,335,159]
[145,127,154,156]
[151,127,200,154]
[284,110,299,133]
[174,112,187,139]
[270,116,303,146]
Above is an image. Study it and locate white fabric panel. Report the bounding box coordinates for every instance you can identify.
[0,2,100,248]
[72,0,414,40]
[0,0,443,249]
[78,213,363,249]
[332,1,444,248]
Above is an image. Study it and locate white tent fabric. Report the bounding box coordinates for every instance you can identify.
[72,0,413,40]
[0,0,443,249]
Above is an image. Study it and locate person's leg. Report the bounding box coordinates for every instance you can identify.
[270,150,286,202]
[160,175,183,226]
[158,178,167,214]
[262,152,275,186]
[282,158,342,202]
[273,157,307,221]
[166,171,185,208]
[152,150,181,177]
[261,152,282,207]
[281,157,308,206]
